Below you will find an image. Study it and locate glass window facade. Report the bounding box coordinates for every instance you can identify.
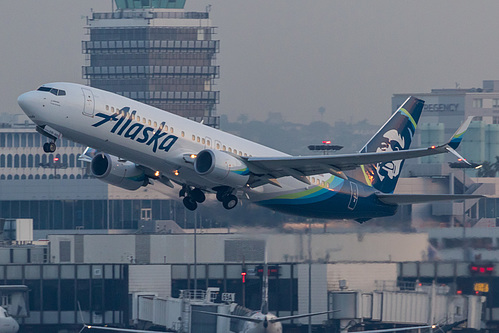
[171,263,298,316]
[0,264,127,328]
[84,19,220,128]
[0,199,181,230]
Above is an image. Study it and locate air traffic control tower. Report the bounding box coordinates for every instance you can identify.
[83,0,220,128]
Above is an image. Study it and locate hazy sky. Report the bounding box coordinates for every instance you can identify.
[3,1,499,125]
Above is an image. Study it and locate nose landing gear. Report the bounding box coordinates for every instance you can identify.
[43,141,57,153]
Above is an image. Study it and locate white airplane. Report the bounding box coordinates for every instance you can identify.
[18,83,481,221]
[0,307,19,333]
[195,261,338,333]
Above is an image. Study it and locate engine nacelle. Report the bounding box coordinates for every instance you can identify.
[90,153,147,191]
[194,149,250,188]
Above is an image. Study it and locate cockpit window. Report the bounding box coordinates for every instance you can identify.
[37,86,66,96]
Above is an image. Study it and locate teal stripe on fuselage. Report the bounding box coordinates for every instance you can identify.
[257,177,345,206]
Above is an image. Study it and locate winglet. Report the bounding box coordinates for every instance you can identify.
[448,116,474,149]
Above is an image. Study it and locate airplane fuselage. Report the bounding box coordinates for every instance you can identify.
[18,83,397,220]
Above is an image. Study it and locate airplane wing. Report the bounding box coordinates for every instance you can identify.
[82,325,160,332]
[243,117,473,183]
[268,310,340,323]
[376,193,485,205]
[355,325,435,333]
[193,310,262,323]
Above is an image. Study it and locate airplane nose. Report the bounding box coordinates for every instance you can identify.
[17,91,38,117]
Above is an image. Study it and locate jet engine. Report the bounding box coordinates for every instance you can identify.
[90,153,147,191]
[194,149,250,187]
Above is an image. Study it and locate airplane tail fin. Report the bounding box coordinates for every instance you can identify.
[359,97,424,193]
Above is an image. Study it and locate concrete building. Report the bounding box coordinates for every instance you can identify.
[393,80,499,165]
[83,0,220,128]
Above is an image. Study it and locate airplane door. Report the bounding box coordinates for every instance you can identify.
[348,182,359,210]
[82,88,95,117]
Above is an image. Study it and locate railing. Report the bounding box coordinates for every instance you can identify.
[92,11,209,20]
[83,40,219,53]
[83,65,219,77]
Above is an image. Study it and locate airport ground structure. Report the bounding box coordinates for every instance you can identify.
[83,0,220,128]
[0,225,493,332]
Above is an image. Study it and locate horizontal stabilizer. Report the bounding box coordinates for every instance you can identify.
[376,193,484,205]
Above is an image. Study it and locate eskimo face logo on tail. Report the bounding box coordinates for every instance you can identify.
[91,107,178,153]
[375,129,405,182]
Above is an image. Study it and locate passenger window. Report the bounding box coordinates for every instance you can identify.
[106,105,109,111]
[239,151,242,156]
[202,138,206,145]
[207,140,210,146]
[154,121,157,128]
[216,143,220,149]
[142,118,146,124]
[137,116,140,122]
[171,127,174,133]
[192,135,196,141]
[111,107,114,113]
[228,148,232,153]
[233,149,237,154]
[148,120,151,126]
[197,137,200,143]
[181,131,185,137]
[223,145,226,151]
[164,126,168,132]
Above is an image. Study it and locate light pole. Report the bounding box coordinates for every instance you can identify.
[39,156,67,179]
[448,161,482,261]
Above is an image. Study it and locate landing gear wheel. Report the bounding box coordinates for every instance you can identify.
[190,188,206,203]
[222,195,238,210]
[43,142,56,153]
[183,197,198,211]
[179,187,187,198]
[216,191,224,202]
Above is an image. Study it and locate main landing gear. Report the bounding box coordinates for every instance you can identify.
[215,187,238,210]
[43,141,57,153]
[180,186,206,211]
[179,185,238,211]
